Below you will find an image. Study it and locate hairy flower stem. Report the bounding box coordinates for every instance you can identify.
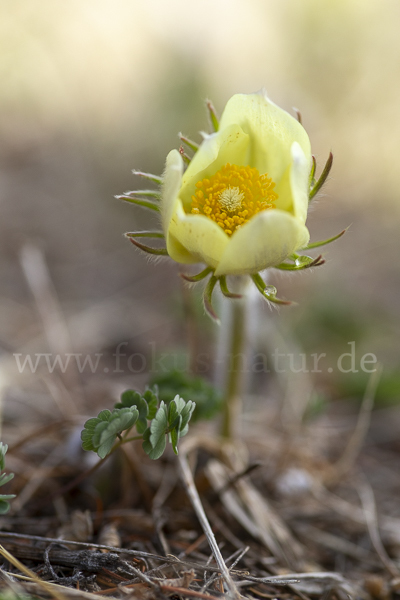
[220,280,249,439]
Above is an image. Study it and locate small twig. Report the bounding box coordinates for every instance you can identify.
[357,476,400,578]
[152,510,170,557]
[0,532,245,576]
[206,458,300,569]
[0,544,67,600]
[202,552,215,592]
[226,546,249,571]
[213,462,262,497]
[201,570,222,593]
[201,547,249,593]
[44,543,60,580]
[202,499,246,550]
[118,561,160,590]
[160,584,220,599]
[18,579,109,600]
[179,532,207,558]
[328,366,381,483]
[178,452,241,599]
[152,464,178,556]
[106,581,221,600]
[234,572,342,584]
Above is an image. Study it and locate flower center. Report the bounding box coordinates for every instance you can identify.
[219,187,245,212]
[190,163,278,236]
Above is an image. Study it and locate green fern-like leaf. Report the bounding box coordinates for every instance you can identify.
[115,386,159,434]
[148,401,169,458]
[81,407,139,459]
[115,390,142,409]
[149,370,221,422]
[168,395,196,453]
[82,388,195,462]
[142,396,196,459]
[81,410,111,452]
[142,387,158,419]
[142,426,167,461]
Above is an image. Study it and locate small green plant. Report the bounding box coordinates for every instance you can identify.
[150,369,222,422]
[81,386,195,461]
[0,443,16,514]
[119,90,343,439]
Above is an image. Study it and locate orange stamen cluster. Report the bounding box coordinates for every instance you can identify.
[190,163,277,236]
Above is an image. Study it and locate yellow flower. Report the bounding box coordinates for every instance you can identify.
[122,89,340,314]
[161,89,312,276]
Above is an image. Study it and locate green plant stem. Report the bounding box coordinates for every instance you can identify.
[221,290,248,439]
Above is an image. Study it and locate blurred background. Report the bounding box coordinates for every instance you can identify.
[1,0,400,438]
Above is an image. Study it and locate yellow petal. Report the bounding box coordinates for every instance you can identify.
[161,146,233,266]
[161,92,313,276]
[214,209,310,276]
[179,124,250,208]
[168,200,229,269]
[274,142,310,223]
[161,149,184,235]
[289,142,310,223]
[161,150,197,264]
[218,90,311,183]
[166,231,199,265]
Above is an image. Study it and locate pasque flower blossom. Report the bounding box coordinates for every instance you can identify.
[162,89,311,277]
[120,89,340,315]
